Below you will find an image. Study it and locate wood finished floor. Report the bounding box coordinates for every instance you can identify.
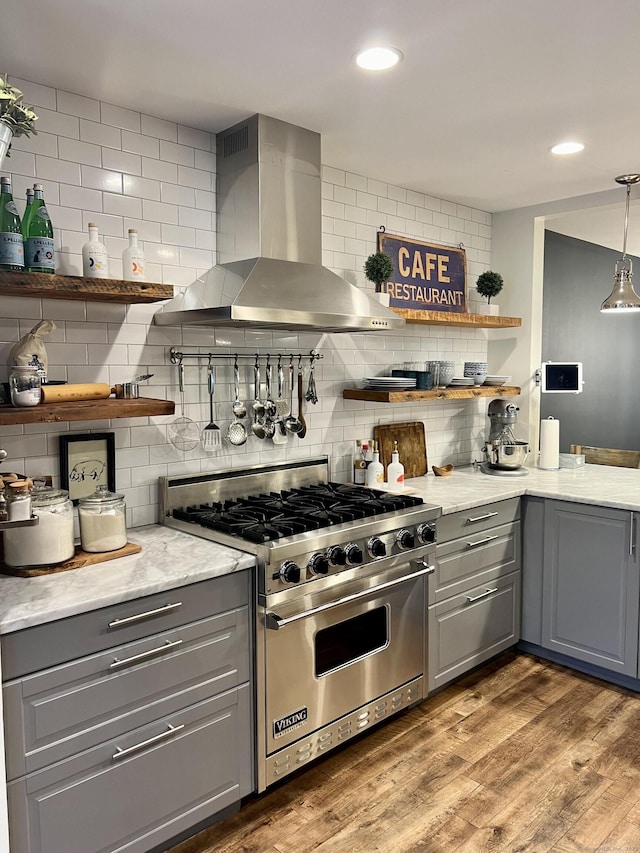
[167,652,640,853]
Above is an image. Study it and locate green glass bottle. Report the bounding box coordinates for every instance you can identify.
[25,184,55,273]
[21,186,34,242]
[0,176,25,271]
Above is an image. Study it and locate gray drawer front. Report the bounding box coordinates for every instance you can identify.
[428,571,521,692]
[431,521,520,604]
[2,570,252,680]
[437,498,520,544]
[7,684,253,853]
[4,606,249,779]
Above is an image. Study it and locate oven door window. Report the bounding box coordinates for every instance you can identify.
[315,605,388,677]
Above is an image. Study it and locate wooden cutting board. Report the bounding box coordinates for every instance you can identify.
[0,541,142,577]
[374,422,428,479]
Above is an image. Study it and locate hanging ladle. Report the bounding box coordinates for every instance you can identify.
[251,356,267,439]
[284,357,304,434]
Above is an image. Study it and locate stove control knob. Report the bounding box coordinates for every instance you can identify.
[279,560,301,584]
[367,537,387,559]
[417,523,436,545]
[396,528,416,550]
[308,553,329,575]
[327,545,347,567]
[345,543,363,565]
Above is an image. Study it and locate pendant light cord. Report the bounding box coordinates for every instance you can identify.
[622,183,631,260]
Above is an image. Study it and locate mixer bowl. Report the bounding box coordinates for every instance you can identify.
[484,440,529,469]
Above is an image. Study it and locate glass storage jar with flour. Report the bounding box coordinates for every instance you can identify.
[3,487,75,568]
[78,485,127,552]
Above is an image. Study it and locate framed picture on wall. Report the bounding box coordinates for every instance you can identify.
[59,432,116,505]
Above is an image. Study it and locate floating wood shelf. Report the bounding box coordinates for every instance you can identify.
[390,308,522,328]
[0,271,174,303]
[0,397,175,426]
[343,385,521,403]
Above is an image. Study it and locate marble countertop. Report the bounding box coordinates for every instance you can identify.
[0,525,256,635]
[404,463,640,514]
[3,462,640,636]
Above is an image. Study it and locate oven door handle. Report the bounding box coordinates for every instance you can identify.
[265,561,435,630]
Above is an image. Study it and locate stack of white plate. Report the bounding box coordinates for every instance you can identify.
[483,375,511,386]
[449,378,475,387]
[363,376,417,390]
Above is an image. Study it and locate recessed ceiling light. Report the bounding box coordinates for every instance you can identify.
[550,141,585,155]
[355,47,403,71]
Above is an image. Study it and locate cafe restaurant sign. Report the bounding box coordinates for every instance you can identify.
[377,232,467,314]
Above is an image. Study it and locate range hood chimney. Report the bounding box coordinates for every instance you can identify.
[154,114,405,333]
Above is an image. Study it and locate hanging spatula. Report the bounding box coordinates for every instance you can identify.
[202,363,222,452]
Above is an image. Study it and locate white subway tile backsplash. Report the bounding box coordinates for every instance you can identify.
[161,224,195,247]
[58,137,101,167]
[195,189,215,211]
[142,157,178,183]
[81,211,124,238]
[59,184,103,211]
[57,90,100,121]
[103,192,143,218]
[100,102,141,133]
[102,148,142,176]
[161,183,196,207]
[121,130,160,159]
[142,199,179,225]
[144,242,180,265]
[159,140,195,167]
[179,246,214,268]
[180,206,212,230]
[123,174,161,201]
[80,165,122,193]
[194,149,216,172]
[177,165,213,191]
[6,150,36,178]
[141,115,177,142]
[12,131,58,158]
[10,77,57,110]
[80,119,122,149]
[177,125,212,151]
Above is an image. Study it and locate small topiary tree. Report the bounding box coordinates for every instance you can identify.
[364,251,394,292]
[476,270,504,304]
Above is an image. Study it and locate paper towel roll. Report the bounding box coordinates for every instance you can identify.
[539,417,560,469]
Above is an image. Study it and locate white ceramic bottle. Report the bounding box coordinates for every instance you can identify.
[365,440,385,487]
[82,222,109,278]
[386,440,405,492]
[122,228,146,281]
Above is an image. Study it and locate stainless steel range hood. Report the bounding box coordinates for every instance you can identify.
[154,114,404,333]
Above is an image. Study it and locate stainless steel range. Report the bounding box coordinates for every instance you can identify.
[160,457,440,791]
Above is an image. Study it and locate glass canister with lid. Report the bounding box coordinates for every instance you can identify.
[3,487,75,568]
[78,485,127,552]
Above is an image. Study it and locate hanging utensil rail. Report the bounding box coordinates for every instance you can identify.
[168,348,323,366]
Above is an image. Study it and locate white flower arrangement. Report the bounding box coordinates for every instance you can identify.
[0,75,38,143]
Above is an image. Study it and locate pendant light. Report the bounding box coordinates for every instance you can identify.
[600,173,640,313]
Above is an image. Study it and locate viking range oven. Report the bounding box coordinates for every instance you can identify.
[160,457,441,791]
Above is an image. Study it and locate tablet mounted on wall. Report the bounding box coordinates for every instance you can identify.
[540,361,583,394]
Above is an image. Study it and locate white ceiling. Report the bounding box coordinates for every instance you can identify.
[5,0,640,221]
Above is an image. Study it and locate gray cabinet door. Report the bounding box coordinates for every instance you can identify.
[541,500,639,676]
[428,571,521,692]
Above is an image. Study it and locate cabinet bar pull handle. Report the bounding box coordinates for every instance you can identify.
[109,639,183,670]
[630,512,636,557]
[466,587,499,604]
[466,511,499,523]
[266,564,434,630]
[465,535,499,549]
[107,601,182,629]
[112,723,184,761]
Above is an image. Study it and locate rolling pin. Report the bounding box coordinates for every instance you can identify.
[40,383,113,403]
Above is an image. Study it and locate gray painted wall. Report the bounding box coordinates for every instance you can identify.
[541,230,640,452]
